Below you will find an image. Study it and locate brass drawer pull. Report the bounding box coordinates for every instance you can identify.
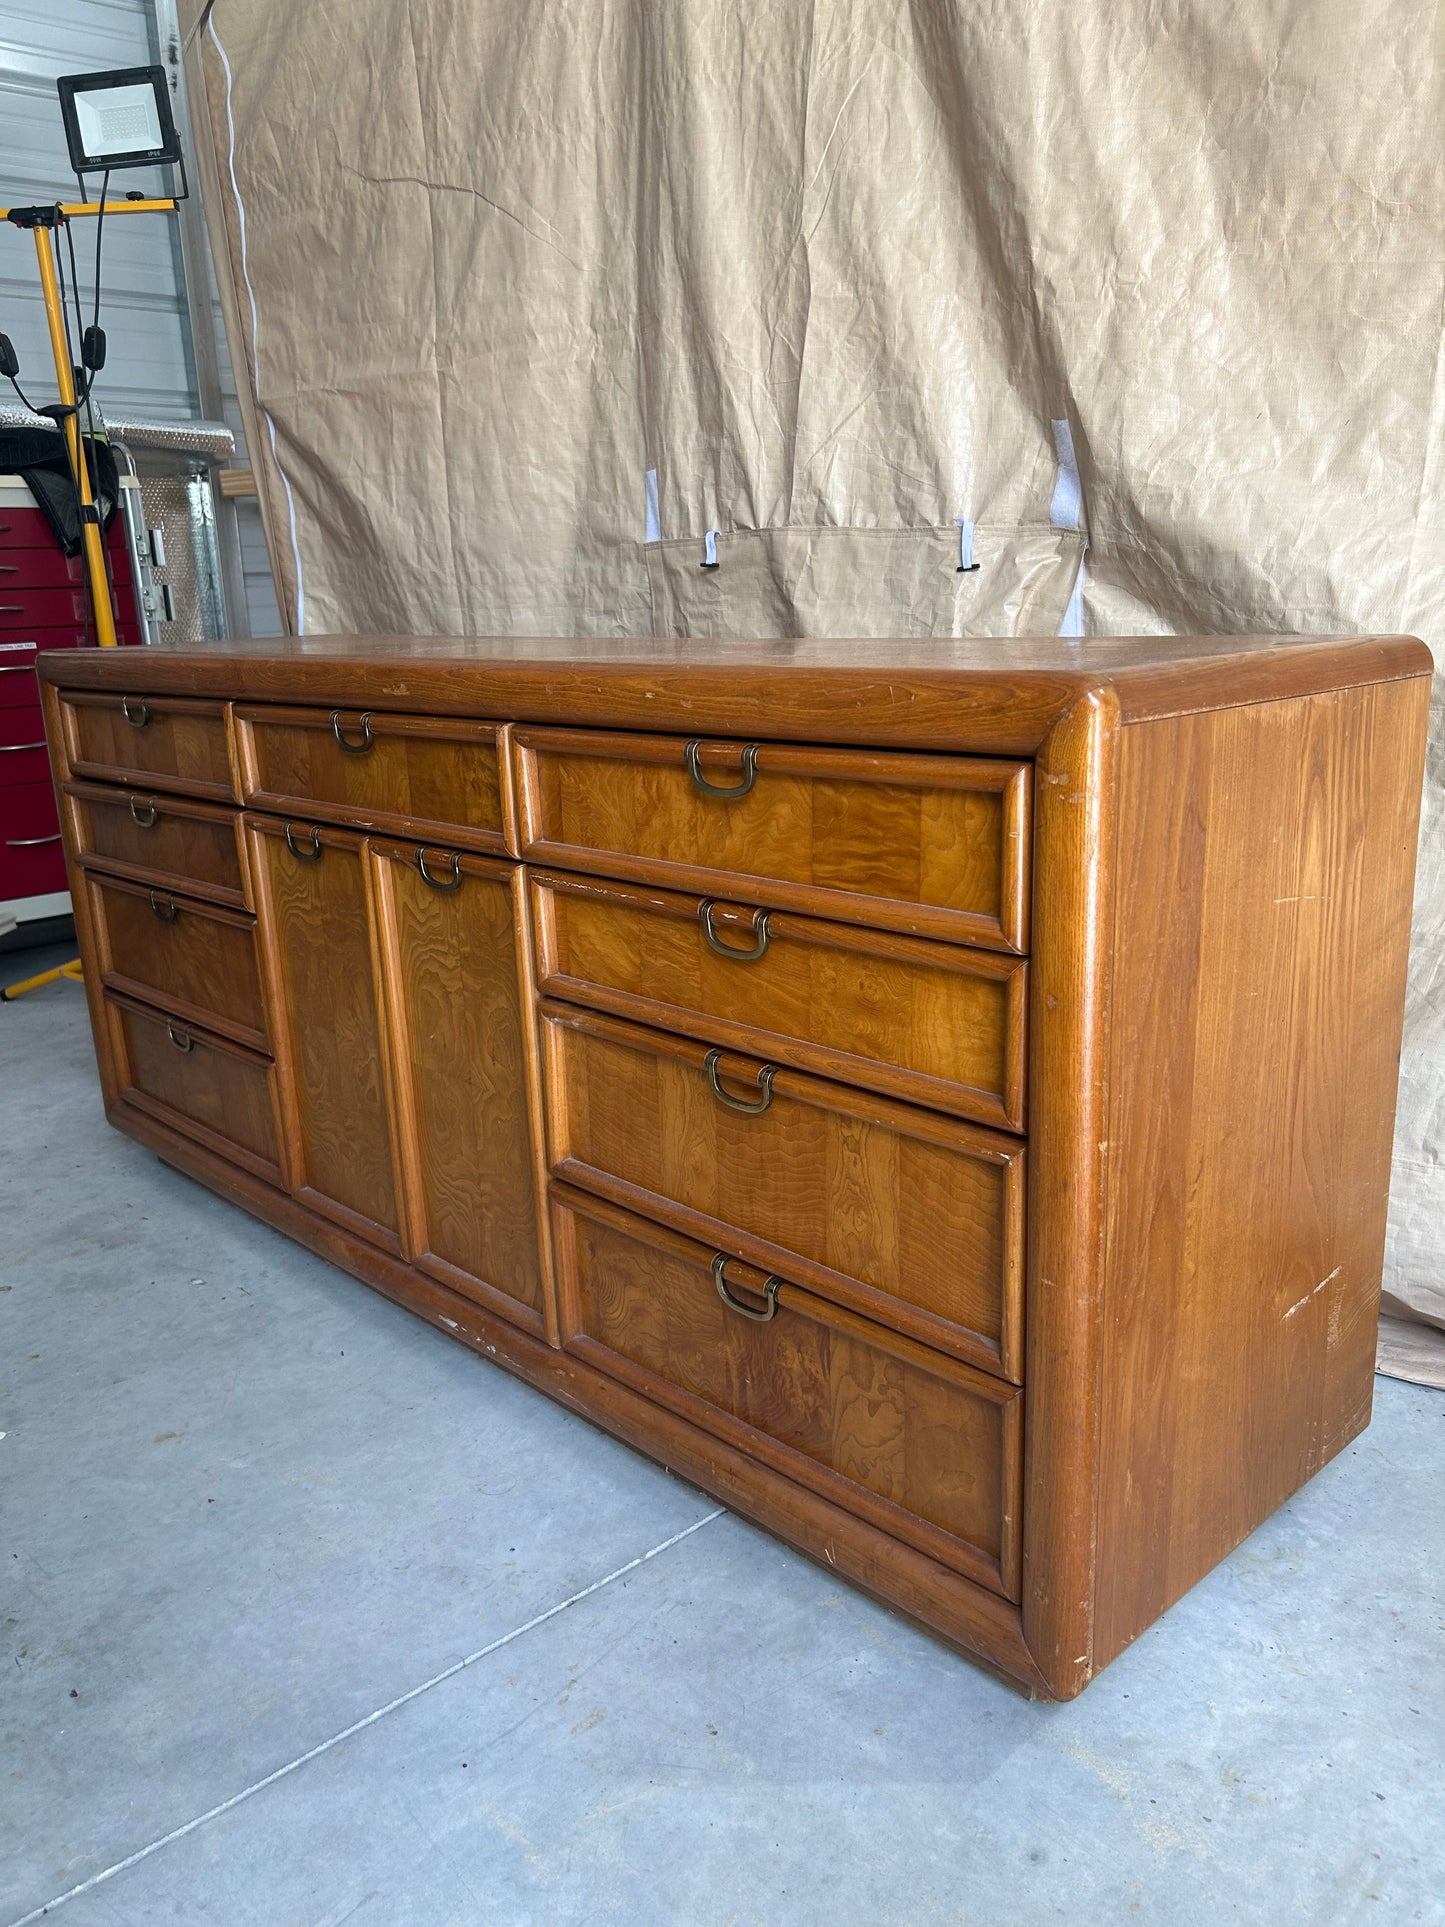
[704,1047,776,1114]
[129,796,158,828]
[148,889,179,922]
[166,1021,194,1053]
[416,846,462,891]
[330,708,374,754]
[685,739,759,798]
[712,1253,782,1323]
[699,899,771,961]
[284,821,323,862]
[121,696,151,728]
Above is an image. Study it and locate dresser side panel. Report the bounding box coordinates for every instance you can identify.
[1093,676,1430,1668]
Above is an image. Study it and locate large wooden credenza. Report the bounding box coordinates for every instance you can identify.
[37,633,1432,1699]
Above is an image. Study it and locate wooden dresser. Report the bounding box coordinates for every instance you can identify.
[37,634,1432,1699]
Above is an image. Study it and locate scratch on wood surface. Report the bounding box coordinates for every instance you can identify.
[1283,1267,1341,1320]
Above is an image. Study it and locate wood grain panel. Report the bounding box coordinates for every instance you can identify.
[542,1002,1025,1377]
[235,706,507,851]
[105,989,283,1185]
[60,691,236,800]
[515,728,1029,951]
[1091,677,1431,1670]
[532,871,1027,1131]
[370,839,547,1331]
[86,870,267,1049]
[65,781,249,907]
[246,815,403,1248]
[555,1186,1021,1598]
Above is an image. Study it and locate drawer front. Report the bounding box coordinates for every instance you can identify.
[517,729,1029,952]
[0,780,66,897]
[533,872,1027,1132]
[543,1004,1024,1377]
[87,871,267,1049]
[66,782,248,908]
[235,705,508,851]
[62,692,236,800]
[556,1188,1021,1597]
[0,584,91,628]
[0,705,51,787]
[107,991,283,1185]
[0,541,131,590]
[0,644,39,709]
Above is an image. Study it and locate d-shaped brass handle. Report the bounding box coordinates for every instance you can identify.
[704,1048,776,1114]
[166,1022,193,1053]
[330,709,374,754]
[699,899,772,961]
[416,847,463,891]
[284,822,323,861]
[129,796,158,828]
[712,1254,782,1323]
[121,696,150,729]
[148,889,178,922]
[685,739,759,798]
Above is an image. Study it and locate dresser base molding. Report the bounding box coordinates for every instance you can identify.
[116,1097,1053,1700]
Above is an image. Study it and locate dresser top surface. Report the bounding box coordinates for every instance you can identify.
[39,632,1430,755]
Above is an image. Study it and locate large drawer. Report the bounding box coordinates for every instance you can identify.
[86,870,267,1050]
[60,692,236,801]
[555,1186,1022,1599]
[0,705,50,787]
[65,781,249,909]
[0,538,131,589]
[105,989,284,1187]
[234,705,509,852]
[515,728,1029,952]
[542,1003,1025,1378]
[532,871,1027,1132]
[0,780,66,898]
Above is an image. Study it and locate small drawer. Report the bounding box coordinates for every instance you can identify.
[0,643,39,709]
[516,728,1030,952]
[554,1187,1022,1599]
[105,990,284,1186]
[86,870,267,1051]
[0,780,66,898]
[532,871,1027,1133]
[542,1004,1025,1378]
[0,584,92,628]
[61,691,236,801]
[235,705,508,852]
[0,705,52,787]
[0,542,131,590]
[66,781,249,908]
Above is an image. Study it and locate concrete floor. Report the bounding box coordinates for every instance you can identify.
[3,941,1443,1927]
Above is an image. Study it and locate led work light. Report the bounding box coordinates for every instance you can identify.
[57,67,182,176]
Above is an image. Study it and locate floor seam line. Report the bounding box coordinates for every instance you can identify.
[4,1505,728,1927]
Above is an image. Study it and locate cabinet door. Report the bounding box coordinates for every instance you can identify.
[246,815,403,1249]
[371,838,550,1337]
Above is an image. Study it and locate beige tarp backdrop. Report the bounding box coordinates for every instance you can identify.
[182,0,1443,1357]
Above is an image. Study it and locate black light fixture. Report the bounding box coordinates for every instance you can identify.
[57,66,183,179]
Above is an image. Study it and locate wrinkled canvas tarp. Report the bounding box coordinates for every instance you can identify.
[181,0,1443,1341]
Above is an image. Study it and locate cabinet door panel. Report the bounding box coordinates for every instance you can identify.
[372,839,548,1332]
[246,815,401,1247]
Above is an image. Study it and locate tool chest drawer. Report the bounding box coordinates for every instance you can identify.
[0,705,51,787]
[514,728,1030,952]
